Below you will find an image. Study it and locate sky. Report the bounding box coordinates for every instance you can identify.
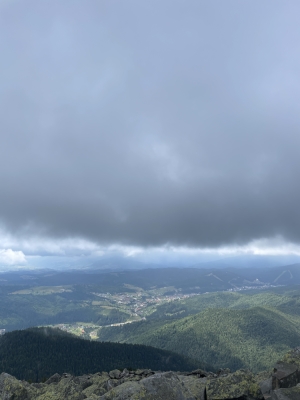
[1,0,300,268]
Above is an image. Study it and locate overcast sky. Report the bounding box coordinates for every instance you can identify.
[1,0,300,266]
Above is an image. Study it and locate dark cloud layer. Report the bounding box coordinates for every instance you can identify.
[1,0,300,247]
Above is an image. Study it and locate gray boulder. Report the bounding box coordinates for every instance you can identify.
[99,371,206,400]
[45,373,61,385]
[108,369,121,379]
[0,372,37,400]
[259,377,272,396]
[271,385,300,400]
[206,369,264,400]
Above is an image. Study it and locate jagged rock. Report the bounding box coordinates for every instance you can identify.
[82,373,109,398]
[31,382,45,389]
[73,374,93,390]
[0,369,275,400]
[98,380,143,399]
[120,368,130,378]
[272,363,299,390]
[62,373,72,379]
[5,349,300,400]
[34,374,86,399]
[108,369,121,379]
[45,373,61,385]
[187,369,208,377]
[256,369,272,396]
[0,372,37,399]
[99,371,206,400]
[206,369,264,400]
[134,368,151,376]
[271,385,300,400]
[177,375,207,399]
[217,368,231,377]
[259,377,272,396]
[106,378,124,391]
[0,369,267,400]
[142,372,206,400]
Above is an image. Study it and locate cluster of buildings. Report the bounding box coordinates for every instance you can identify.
[92,289,199,318]
[227,283,280,292]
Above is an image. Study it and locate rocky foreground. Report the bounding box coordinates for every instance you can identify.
[2,348,300,399]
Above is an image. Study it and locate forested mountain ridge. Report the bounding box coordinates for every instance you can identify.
[0,327,201,382]
[146,288,300,321]
[98,305,300,373]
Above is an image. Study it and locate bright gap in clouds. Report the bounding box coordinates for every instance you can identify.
[0,249,26,266]
[1,233,300,270]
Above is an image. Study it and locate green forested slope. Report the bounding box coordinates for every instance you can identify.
[147,289,300,321]
[2,270,300,331]
[0,286,130,331]
[98,306,300,372]
[0,327,200,382]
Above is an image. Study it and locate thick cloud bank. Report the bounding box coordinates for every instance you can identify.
[1,1,300,248]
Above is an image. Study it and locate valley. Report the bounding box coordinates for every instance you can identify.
[0,267,284,337]
[1,265,300,374]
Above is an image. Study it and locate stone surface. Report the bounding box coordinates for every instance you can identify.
[82,373,109,398]
[45,373,61,385]
[5,352,300,400]
[187,369,208,378]
[0,370,206,400]
[0,372,37,400]
[206,369,264,400]
[108,369,121,379]
[272,363,299,390]
[99,371,206,400]
[271,385,300,400]
[259,377,272,395]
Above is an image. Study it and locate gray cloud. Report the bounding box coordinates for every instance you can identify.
[1,0,300,248]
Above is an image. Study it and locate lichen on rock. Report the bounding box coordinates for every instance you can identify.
[206,369,264,400]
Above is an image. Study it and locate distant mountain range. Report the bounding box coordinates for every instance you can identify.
[1,262,300,290]
[4,252,300,273]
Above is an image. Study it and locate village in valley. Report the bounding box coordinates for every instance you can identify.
[49,287,197,339]
[48,281,276,340]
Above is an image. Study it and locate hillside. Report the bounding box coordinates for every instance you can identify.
[98,306,300,372]
[1,267,300,333]
[3,346,300,399]
[147,288,300,321]
[0,327,200,381]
